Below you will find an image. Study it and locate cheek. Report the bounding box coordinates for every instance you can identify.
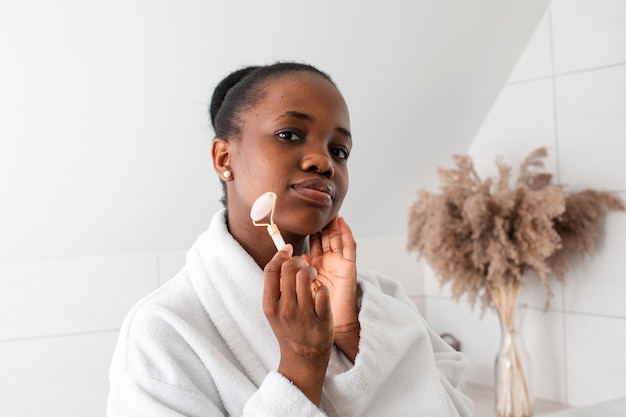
[235,144,272,176]
[334,171,350,203]
[235,150,288,194]
[338,167,349,188]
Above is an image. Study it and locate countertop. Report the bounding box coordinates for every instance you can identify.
[539,396,626,417]
[464,383,571,417]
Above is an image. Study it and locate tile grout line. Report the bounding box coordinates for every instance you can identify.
[507,74,553,86]
[0,327,121,344]
[554,61,626,79]
[506,63,626,87]
[548,9,561,186]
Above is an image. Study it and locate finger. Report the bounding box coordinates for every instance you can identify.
[263,244,293,313]
[295,266,317,308]
[337,216,357,263]
[323,216,343,254]
[313,285,333,323]
[280,255,310,301]
[279,261,296,305]
[309,231,322,259]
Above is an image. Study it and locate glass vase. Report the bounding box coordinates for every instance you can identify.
[494,304,533,417]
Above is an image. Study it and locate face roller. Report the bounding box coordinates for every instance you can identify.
[250,192,286,250]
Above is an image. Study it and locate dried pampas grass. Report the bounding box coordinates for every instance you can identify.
[407,147,624,312]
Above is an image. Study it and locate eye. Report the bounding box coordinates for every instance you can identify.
[277,130,303,142]
[331,146,350,160]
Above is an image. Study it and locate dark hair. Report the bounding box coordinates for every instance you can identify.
[209,62,335,139]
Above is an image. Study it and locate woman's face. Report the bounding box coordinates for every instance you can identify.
[226,71,351,239]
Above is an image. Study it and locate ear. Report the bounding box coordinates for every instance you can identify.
[212,138,232,180]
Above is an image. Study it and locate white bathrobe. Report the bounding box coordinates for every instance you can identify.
[106,210,473,417]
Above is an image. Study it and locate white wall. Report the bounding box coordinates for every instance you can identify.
[0,0,549,264]
[423,0,626,408]
[0,1,551,415]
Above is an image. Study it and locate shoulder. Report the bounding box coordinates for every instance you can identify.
[123,267,205,333]
[122,267,226,348]
[107,270,227,414]
[110,269,228,396]
[111,269,226,383]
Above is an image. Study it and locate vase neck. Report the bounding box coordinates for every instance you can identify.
[497,303,527,334]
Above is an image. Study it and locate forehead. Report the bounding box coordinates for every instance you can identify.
[253,72,350,124]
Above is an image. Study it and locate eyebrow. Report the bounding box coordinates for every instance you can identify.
[277,111,352,139]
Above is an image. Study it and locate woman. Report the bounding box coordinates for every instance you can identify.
[106,62,473,416]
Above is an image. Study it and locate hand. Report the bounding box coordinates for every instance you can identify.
[309,216,360,362]
[263,244,333,405]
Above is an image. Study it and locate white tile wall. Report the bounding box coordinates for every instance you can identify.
[556,66,626,191]
[0,253,165,417]
[562,200,626,317]
[356,235,424,298]
[0,331,119,417]
[551,0,626,73]
[565,314,626,406]
[0,254,158,340]
[437,0,626,409]
[508,11,553,83]
[157,250,187,285]
[423,262,454,299]
[468,79,557,181]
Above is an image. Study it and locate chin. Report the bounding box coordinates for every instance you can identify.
[282,213,333,237]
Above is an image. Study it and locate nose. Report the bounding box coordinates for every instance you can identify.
[300,147,334,178]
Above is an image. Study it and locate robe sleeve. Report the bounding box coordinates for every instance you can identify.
[242,372,326,417]
[106,302,328,417]
[322,271,474,417]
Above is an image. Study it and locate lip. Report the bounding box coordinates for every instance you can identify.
[291,178,334,206]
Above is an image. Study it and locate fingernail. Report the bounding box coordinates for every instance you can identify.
[280,244,293,257]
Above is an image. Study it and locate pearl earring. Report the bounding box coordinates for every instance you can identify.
[223,170,232,179]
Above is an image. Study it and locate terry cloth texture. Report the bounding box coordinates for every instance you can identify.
[106,210,474,417]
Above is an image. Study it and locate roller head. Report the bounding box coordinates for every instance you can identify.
[250,192,276,222]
